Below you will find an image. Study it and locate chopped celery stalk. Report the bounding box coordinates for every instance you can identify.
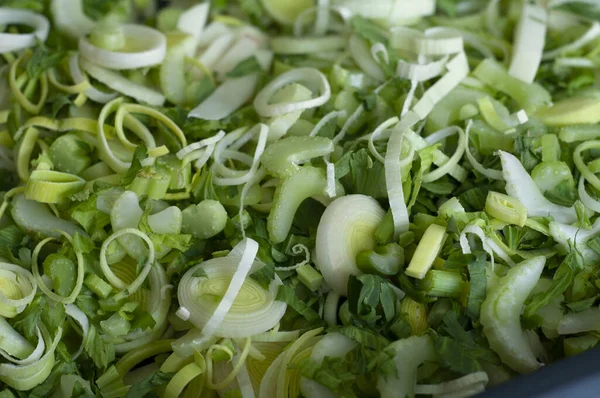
[84,274,113,299]
[406,224,447,280]
[420,270,465,298]
[480,256,545,373]
[541,134,560,163]
[472,58,551,112]
[426,85,487,133]
[374,210,394,245]
[485,191,527,227]
[531,161,575,194]
[535,97,600,126]
[356,243,404,276]
[268,166,328,244]
[181,200,227,239]
[261,136,334,177]
[376,335,436,398]
[564,335,598,357]
[148,206,182,235]
[296,264,323,292]
[559,124,600,143]
[48,134,92,175]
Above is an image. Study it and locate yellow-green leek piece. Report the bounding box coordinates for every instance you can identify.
[485,191,527,227]
[24,170,86,204]
[405,223,447,279]
[9,52,49,115]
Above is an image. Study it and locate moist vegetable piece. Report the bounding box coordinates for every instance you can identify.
[0,0,600,397]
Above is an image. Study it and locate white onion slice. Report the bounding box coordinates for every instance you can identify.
[68,54,118,104]
[80,57,165,106]
[397,56,449,82]
[79,24,167,70]
[386,125,411,238]
[197,21,232,48]
[508,4,547,84]
[412,52,470,120]
[177,3,210,40]
[197,33,236,70]
[391,27,463,55]
[189,73,259,120]
[50,0,94,39]
[349,34,385,81]
[213,37,260,78]
[254,67,331,117]
[0,8,50,54]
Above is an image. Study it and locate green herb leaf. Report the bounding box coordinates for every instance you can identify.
[84,325,115,369]
[276,285,324,325]
[124,371,174,398]
[227,56,263,77]
[466,252,487,321]
[121,144,148,186]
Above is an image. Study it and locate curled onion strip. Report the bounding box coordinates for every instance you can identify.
[177,131,226,159]
[212,124,269,186]
[0,262,37,313]
[253,68,331,117]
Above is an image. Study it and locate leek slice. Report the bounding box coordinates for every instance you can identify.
[508,4,547,84]
[254,67,331,117]
[0,8,50,54]
[177,239,286,338]
[0,262,37,318]
[79,24,167,70]
[24,170,86,204]
[315,194,385,295]
[31,234,85,304]
[80,58,165,106]
[50,0,94,39]
[0,326,61,391]
[535,96,600,126]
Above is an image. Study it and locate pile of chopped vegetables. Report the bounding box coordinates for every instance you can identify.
[1,0,600,396]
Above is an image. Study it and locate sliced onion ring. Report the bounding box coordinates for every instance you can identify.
[79,24,167,70]
[253,67,331,117]
[0,8,50,54]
